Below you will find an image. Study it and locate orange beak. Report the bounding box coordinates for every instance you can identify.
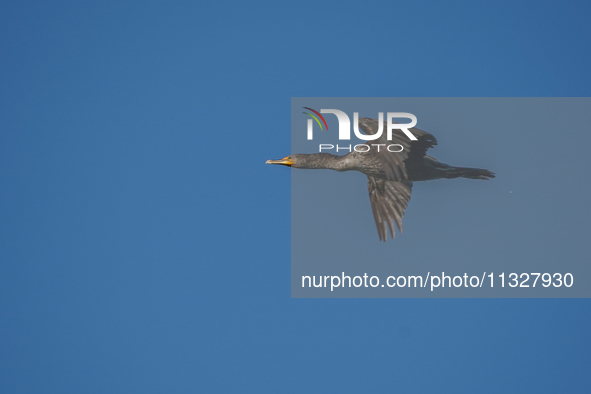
[266,156,293,167]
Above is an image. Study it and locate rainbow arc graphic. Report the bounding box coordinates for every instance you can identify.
[302,107,329,131]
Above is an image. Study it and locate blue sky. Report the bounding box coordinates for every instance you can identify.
[1,0,590,392]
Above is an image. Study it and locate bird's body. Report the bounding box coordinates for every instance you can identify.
[286,152,493,182]
[267,117,494,241]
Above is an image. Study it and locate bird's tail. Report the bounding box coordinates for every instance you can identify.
[443,166,495,180]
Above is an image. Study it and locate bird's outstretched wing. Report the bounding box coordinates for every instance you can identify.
[367,176,413,241]
[357,117,438,181]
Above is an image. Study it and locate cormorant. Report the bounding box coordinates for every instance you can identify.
[267,117,495,241]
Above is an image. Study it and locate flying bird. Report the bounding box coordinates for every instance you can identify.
[266,117,495,241]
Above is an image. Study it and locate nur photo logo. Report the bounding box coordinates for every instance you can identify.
[302,108,418,153]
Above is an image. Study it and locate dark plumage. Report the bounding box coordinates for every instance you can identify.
[267,117,495,241]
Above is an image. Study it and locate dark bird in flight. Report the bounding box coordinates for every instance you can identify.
[266,117,495,241]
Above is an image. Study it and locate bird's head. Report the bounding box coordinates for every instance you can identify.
[266,154,341,170]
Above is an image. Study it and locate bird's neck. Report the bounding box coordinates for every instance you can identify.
[296,153,353,172]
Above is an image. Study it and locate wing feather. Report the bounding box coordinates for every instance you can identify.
[367,177,413,241]
[357,117,438,181]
